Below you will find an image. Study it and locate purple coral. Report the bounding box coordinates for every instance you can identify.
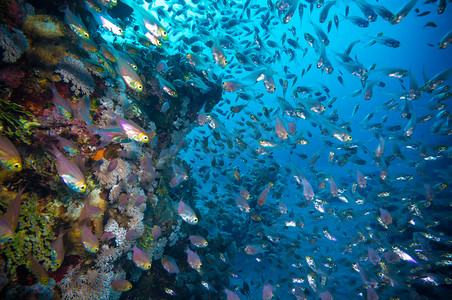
[0,24,28,63]
[55,56,95,96]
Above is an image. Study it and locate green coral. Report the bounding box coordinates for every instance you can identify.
[0,192,60,281]
[0,98,39,145]
[156,178,168,197]
[139,225,154,250]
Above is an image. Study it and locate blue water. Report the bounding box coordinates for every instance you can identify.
[176,1,452,299]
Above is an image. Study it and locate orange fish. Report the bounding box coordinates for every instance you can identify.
[257,183,273,206]
[91,148,105,161]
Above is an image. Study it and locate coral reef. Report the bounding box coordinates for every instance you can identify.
[0,190,60,281]
[0,97,37,144]
[58,265,122,300]
[0,24,28,63]
[22,14,65,40]
[55,56,95,96]
[0,0,223,298]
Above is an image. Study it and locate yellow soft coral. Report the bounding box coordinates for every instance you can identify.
[0,191,59,280]
[23,15,65,39]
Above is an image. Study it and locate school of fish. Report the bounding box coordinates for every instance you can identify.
[0,0,451,299]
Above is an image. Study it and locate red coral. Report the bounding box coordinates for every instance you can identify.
[0,66,24,88]
[0,0,24,28]
[48,255,82,282]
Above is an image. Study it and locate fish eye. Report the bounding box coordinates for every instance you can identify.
[79,184,86,192]
[143,136,148,141]
[13,163,21,170]
[137,84,143,91]
[93,247,99,252]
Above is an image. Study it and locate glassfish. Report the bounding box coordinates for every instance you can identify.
[49,147,86,193]
[0,136,22,171]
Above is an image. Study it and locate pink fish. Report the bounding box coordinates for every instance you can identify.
[178,199,198,224]
[117,57,143,92]
[302,178,314,201]
[189,235,208,248]
[161,255,179,274]
[140,155,157,179]
[49,146,86,193]
[185,246,202,272]
[235,195,250,213]
[0,218,13,242]
[3,186,25,233]
[380,159,388,180]
[79,201,103,220]
[424,183,434,201]
[126,229,138,241]
[263,69,276,93]
[81,227,99,253]
[245,245,265,255]
[319,291,333,300]
[156,60,172,74]
[357,169,366,188]
[357,262,370,284]
[288,121,297,135]
[116,116,150,143]
[119,193,128,205]
[101,231,115,241]
[197,103,208,126]
[375,136,385,158]
[152,225,161,239]
[257,183,273,206]
[383,251,400,264]
[368,247,381,265]
[329,178,338,197]
[0,135,22,171]
[170,164,188,188]
[50,232,65,269]
[379,208,392,225]
[110,279,132,291]
[29,256,50,286]
[366,286,378,300]
[211,39,227,67]
[224,288,240,300]
[275,116,288,140]
[279,200,288,215]
[76,95,93,125]
[263,284,274,300]
[54,136,80,157]
[239,187,250,199]
[50,83,74,120]
[131,245,151,270]
[135,195,146,206]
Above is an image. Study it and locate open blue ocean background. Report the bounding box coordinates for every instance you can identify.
[173,0,452,299]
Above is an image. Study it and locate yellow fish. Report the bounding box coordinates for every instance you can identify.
[118,57,143,92]
[0,136,22,171]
